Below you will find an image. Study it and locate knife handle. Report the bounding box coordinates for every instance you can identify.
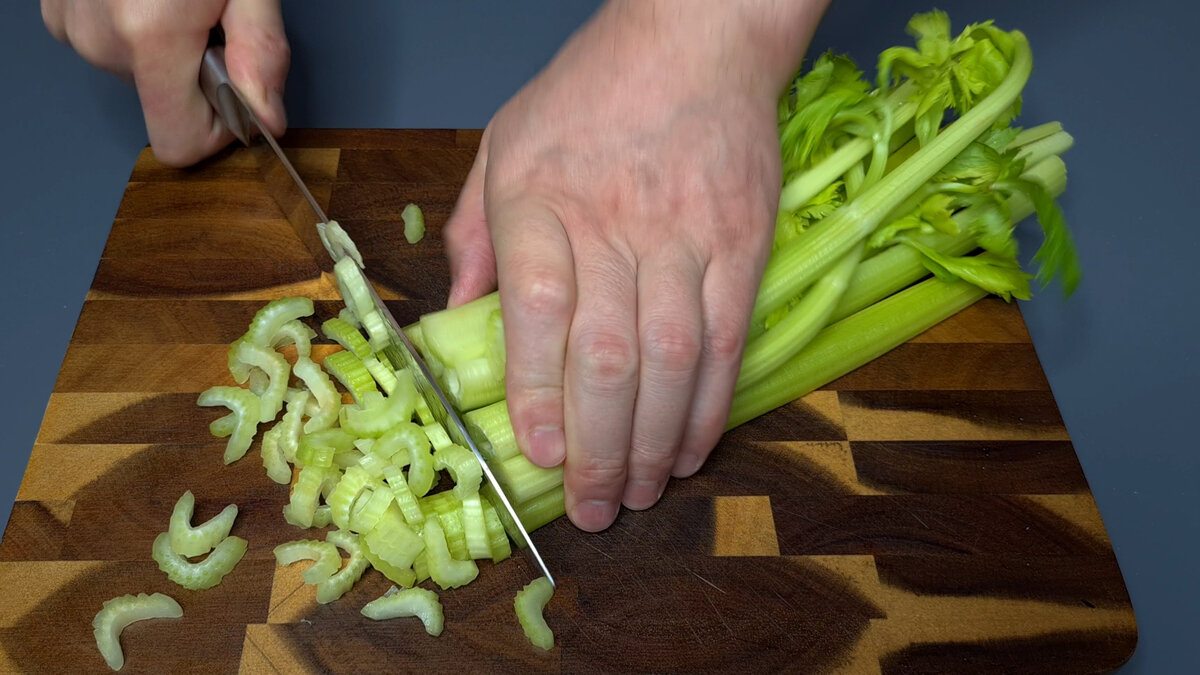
[199,29,254,146]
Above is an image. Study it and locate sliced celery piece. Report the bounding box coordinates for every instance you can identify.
[460,494,491,560]
[361,309,391,352]
[292,357,341,433]
[333,449,365,469]
[168,490,238,557]
[463,401,518,461]
[421,422,453,452]
[422,515,478,590]
[312,505,333,528]
[360,536,418,588]
[322,317,372,359]
[328,466,375,531]
[270,319,318,358]
[233,340,290,422]
[481,497,512,562]
[317,220,364,268]
[153,532,247,591]
[197,386,260,464]
[93,592,182,672]
[362,587,444,636]
[339,307,361,328]
[278,392,308,463]
[362,505,425,570]
[514,577,555,651]
[261,424,291,485]
[324,350,377,403]
[376,422,435,497]
[382,464,424,526]
[209,412,237,439]
[357,451,390,479]
[283,465,328,529]
[419,493,469,561]
[413,393,436,426]
[340,389,415,438]
[434,444,482,500]
[362,355,399,395]
[349,486,394,533]
[317,532,369,604]
[245,297,315,349]
[273,539,342,584]
[412,550,430,583]
[401,203,426,244]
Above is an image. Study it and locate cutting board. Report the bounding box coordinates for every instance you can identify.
[0,130,1136,673]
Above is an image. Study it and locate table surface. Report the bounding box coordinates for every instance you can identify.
[0,1,1195,672]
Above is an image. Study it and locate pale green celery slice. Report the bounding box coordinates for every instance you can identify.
[261,424,292,485]
[361,310,390,352]
[168,490,238,557]
[227,337,254,385]
[445,356,505,411]
[323,350,377,403]
[278,392,309,463]
[317,220,365,268]
[362,355,399,395]
[349,486,395,533]
[357,451,390,479]
[412,551,430,583]
[334,257,380,332]
[283,465,328,529]
[486,484,564,544]
[413,393,435,426]
[247,369,270,397]
[354,438,375,453]
[434,444,482,500]
[334,449,365,469]
[514,577,555,650]
[270,319,317,358]
[316,549,368,604]
[153,532,247,591]
[375,422,435,496]
[419,292,501,367]
[328,466,375,530]
[362,587,443,636]
[93,592,182,671]
[360,535,418,588]
[339,389,414,439]
[338,307,361,328]
[382,464,424,526]
[245,297,315,348]
[460,494,491,560]
[362,505,425,570]
[292,357,341,433]
[422,515,478,590]
[481,497,512,562]
[401,203,426,244]
[273,539,342,584]
[321,317,372,359]
[197,386,261,464]
[209,412,237,438]
[234,340,290,422]
[296,442,335,469]
[419,493,469,561]
[463,401,518,461]
[421,422,453,451]
[312,505,333,528]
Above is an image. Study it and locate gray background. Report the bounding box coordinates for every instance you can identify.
[1,1,1194,671]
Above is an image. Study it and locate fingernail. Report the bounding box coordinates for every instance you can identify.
[622,478,664,511]
[526,426,565,467]
[570,499,617,532]
[672,453,702,479]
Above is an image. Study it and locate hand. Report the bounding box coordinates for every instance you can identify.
[42,0,289,166]
[444,0,827,531]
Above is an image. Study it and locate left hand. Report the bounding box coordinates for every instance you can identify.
[443,0,828,531]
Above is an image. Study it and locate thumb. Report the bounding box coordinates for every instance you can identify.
[222,0,290,137]
[444,131,497,308]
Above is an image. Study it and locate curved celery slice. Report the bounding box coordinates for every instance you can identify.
[412,551,430,583]
[278,392,309,463]
[168,491,238,557]
[434,444,482,500]
[349,486,395,533]
[324,350,377,404]
[261,424,292,485]
[362,505,424,570]
[360,535,418,588]
[514,577,555,651]
[270,319,318,358]
[317,220,364,268]
[414,394,436,426]
[460,494,491,560]
[273,539,342,584]
[382,464,424,526]
[245,297,315,348]
[463,401,518,461]
[209,412,237,439]
[293,357,341,433]
[197,386,260,464]
[422,516,478,589]
[153,532,247,591]
[401,203,426,245]
[312,505,333,528]
[357,451,390,479]
[321,317,372,359]
[334,257,374,320]
[283,465,328,529]
[333,449,365,469]
[420,492,469,560]
[421,423,453,452]
[327,466,375,531]
[317,529,369,604]
[362,587,444,636]
[374,422,429,460]
[93,592,182,671]
[362,356,399,395]
[340,385,416,439]
[339,307,361,328]
[482,497,512,562]
[361,310,391,352]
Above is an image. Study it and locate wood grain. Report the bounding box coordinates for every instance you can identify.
[0,130,1135,674]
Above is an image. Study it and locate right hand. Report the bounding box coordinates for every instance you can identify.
[42,0,290,167]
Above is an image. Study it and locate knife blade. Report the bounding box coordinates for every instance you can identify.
[199,44,554,587]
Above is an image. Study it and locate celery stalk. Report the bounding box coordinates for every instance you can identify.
[464,401,519,462]
[422,515,478,589]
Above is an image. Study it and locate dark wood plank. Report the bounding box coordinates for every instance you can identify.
[90,258,323,297]
[850,440,1090,494]
[102,218,311,259]
[115,182,281,219]
[821,343,1051,391]
[337,147,476,184]
[838,390,1069,441]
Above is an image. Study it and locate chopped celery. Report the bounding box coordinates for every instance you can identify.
[413,392,435,426]
[412,551,430,583]
[349,486,395,533]
[152,532,247,591]
[514,577,554,651]
[421,422,453,451]
[317,220,365,268]
[434,444,482,500]
[261,424,291,485]
[283,465,328,529]
[362,506,425,570]
[481,497,512,562]
[209,412,237,439]
[93,592,182,671]
[273,539,342,584]
[362,587,444,636]
[382,463,424,526]
[419,493,470,561]
[460,494,491,560]
[422,515,478,589]
[197,386,260,464]
[362,355,400,395]
[419,292,501,368]
[270,319,318,358]
[333,448,365,469]
[245,297,315,349]
[463,401,519,461]
[322,317,372,359]
[278,392,309,463]
[292,357,341,433]
[328,465,375,530]
[324,350,377,403]
[357,451,390,479]
[340,389,415,438]
[360,535,418,588]
[167,490,238,557]
[401,203,426,244]
[233,340,290,422]
[317,530,369,604]
[376,423,435,497]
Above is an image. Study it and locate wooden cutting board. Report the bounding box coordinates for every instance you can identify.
[0,130,1136,674]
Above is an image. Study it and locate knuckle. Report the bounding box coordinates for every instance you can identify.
[574,330,638,387]
[569,455,627,490]
[703,323,746,364]
[509,273,573,323]
[641,320,700,374]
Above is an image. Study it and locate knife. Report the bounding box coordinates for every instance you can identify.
[199,43,555,587]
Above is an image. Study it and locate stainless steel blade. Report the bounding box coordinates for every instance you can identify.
[200,45,554,587]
